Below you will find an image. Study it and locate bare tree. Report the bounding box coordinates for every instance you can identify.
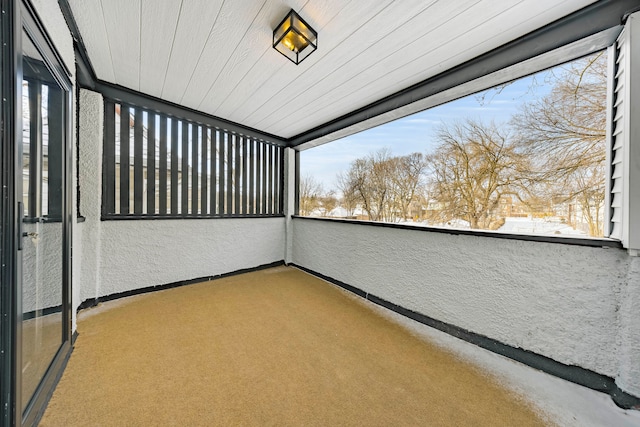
[318,190,338,217]
[389,153,427,221]
[343,149,392,221]
[299,174,323,216]
[340,149,427,222]
[511,51,607,236]
[426,119,525,230]
[336,171,359,217]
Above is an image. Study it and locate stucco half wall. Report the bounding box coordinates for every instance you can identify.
[291,217,640,398]
[95,217,286,298]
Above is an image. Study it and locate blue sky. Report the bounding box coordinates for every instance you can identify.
[300,70,553,190]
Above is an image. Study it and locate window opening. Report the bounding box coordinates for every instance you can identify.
[300,51,609,239]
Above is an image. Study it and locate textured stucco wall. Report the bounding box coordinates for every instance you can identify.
[77,90,103,303]
[618,256,640,396]
[21,223,64,313]
[291,218,640,396]
[283,148,296,263]
[96,218,285,298]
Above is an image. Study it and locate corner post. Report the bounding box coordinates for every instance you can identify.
[283,148,297,264]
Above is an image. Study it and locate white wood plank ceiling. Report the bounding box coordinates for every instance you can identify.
[68,0,597,140]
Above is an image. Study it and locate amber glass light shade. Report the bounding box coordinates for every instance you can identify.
[273,10,317,64]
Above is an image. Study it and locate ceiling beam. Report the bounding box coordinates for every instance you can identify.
[96,80,288,145]
[58,0,96,87]
[289,0,640,148]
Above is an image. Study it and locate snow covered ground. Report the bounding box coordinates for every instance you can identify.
[498,217,588,236]
[384,217,591,238]
[315,213,599,240]
[363,296,640,427]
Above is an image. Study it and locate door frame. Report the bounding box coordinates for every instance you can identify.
[0,0,21,424]
[1,1,73,426]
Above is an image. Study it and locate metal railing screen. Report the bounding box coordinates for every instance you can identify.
[23,77,64,220]
[102,100,283,219]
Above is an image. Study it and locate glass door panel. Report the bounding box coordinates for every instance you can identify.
[20,30,64,413]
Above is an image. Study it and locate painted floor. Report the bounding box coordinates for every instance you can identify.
[40,266,639,426]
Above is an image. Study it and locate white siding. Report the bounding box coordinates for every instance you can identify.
[627,13,640,252]
[610,30,626,241]
[609,13,640,252]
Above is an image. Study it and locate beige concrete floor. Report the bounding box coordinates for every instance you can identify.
[41,266,549,426]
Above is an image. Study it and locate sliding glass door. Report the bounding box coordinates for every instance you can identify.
[20,27,68,421]
[1,2,72,425]
[0,0,20,425]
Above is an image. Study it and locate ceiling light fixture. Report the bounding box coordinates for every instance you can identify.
[273,9,317,65]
